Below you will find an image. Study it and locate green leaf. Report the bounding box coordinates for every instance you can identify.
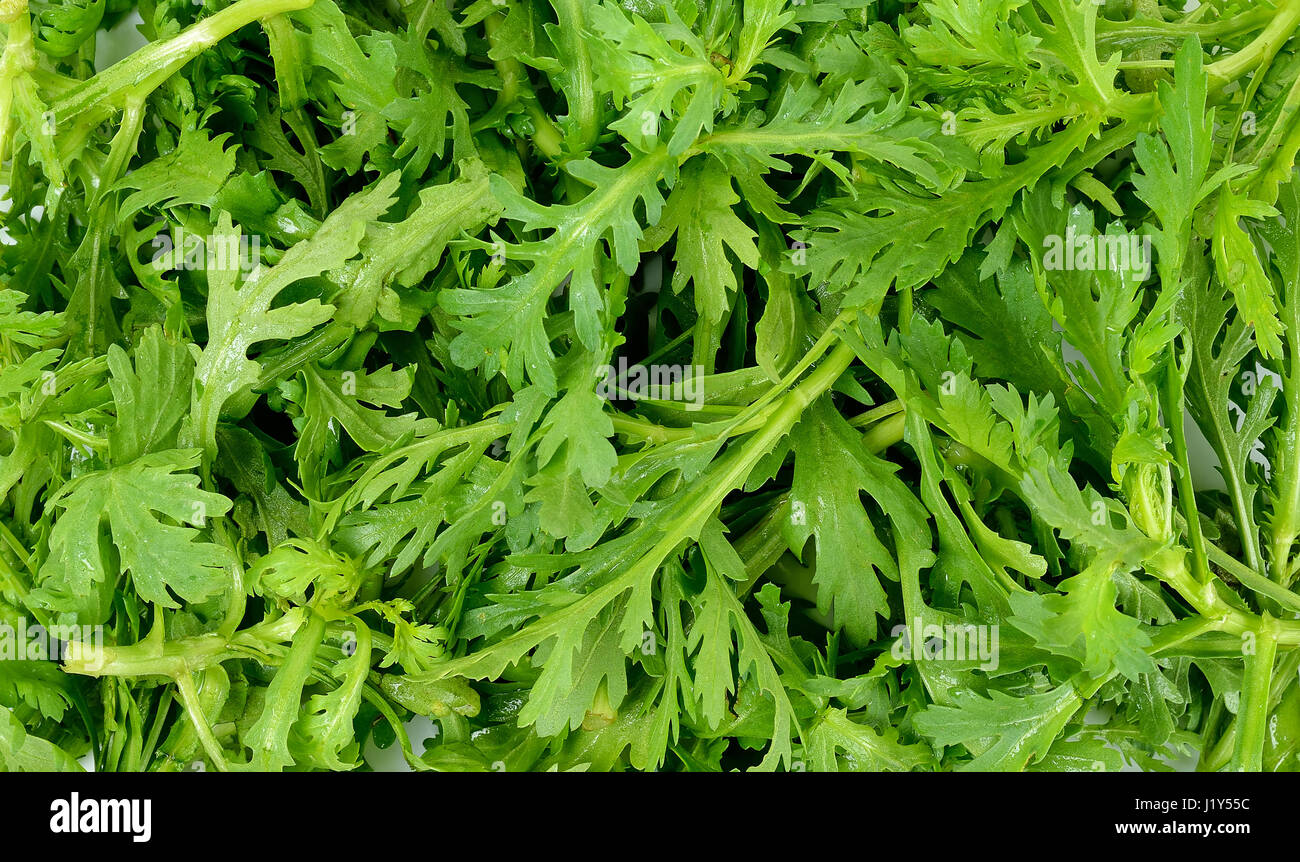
[290,620,370,770]
[441,150,671,391]
[0,705,84,772]
[182,176,402,460]
[642,158,758,337]
[36,451,236,613]
[107,326,194,465]
[1213,186,1282,359]
[785,397,894,644]
[804,708,933,772]
[915,683,1080,771]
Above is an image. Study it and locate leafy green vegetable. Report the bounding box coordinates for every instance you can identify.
[4,0,1300,773]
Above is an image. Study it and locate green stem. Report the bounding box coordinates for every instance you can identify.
[1231,619,1278,772]
[63,633,233,679]
[0,0,34,165]
[848,399,903,429]
[862,412,906,454]
[172,670,230,772]
[1207,0,1300,90]
[1164,356,1211,584]
[1148,615,1220,657]
[666,343,856,549]
[0,519,30,572]
[50,0,316,130]
[140,688,174,770]
[1205,537,1300,614]
[41,419,107,452]
[482,6,564,161]
[1097,6,1269,49]
[720,312,851,435]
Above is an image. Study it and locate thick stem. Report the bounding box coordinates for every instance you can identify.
[63,633,232,679]
[1207,0,1300,89]
[1164,356,1211,584]
[0,1,34,163]
[1231,620,1278,772]
[50,0,316,126]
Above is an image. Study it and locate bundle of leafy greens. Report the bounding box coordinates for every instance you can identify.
[3,0,1300,773]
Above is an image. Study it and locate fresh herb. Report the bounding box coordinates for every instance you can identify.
[3,0,1300,772]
